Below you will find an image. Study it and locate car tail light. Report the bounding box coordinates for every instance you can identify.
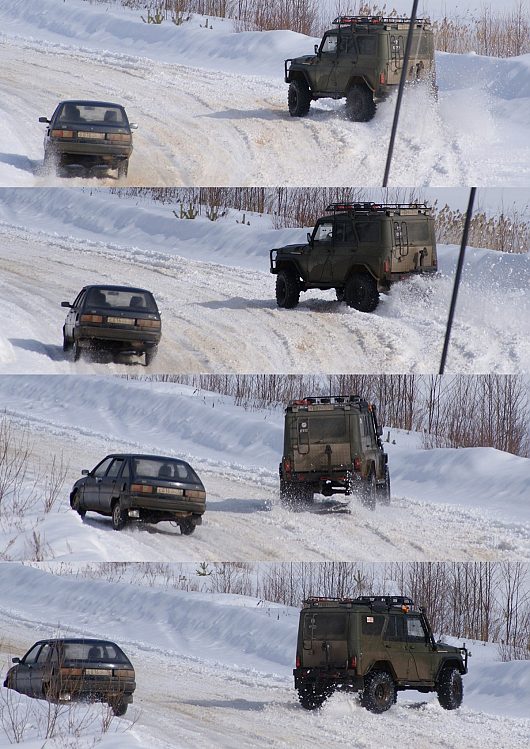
[60,667,83,676]
[80,314,103,323]
[107,133,131,143]
[51,129,74,138]
[131,484,153,493]
[353,457,362,472]
[349,656,357,669]
[136,319,161,329]
[380,72,386,84]
[186,489,206,499]
[384,260,391,273]
[283,458,292,473]
[295,654,301,668]
[114,669,134,677]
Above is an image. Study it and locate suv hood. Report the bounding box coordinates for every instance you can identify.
[290,54,317,66]
[273,242,309,255]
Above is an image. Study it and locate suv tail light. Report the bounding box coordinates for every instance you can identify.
[384,260,390,273]
[296,653,301,668]
[353,457,362,472]
[379,71,386,84]
[283,458,292,473]
[349,656,357,669]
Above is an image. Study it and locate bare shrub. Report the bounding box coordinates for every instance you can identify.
[0,415,33,519]
[43,454,68,513]
[0,687,31,742]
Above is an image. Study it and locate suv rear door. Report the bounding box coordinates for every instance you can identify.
[301,610,349,668]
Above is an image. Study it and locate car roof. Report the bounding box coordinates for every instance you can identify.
[103,453,190,463]
[81,285,154,294]
[57,100,126,109]
[32,638,119,646]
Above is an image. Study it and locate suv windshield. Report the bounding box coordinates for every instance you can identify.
[132,457,200,483]
[58,103,127,126]
[85,288,157,313]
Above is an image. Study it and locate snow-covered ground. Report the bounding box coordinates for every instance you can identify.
[0,188,528,374]
[0,376,528,562]
[1,0,529,186]
[0,565,529,748]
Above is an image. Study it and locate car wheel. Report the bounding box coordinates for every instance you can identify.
[62,327,72,352]
[345,83,376,122]
[288,80,311,117]
[377,467,391,505]
[335,287,345,302]
[145,346,158,366]
[70,491,86,519]
[361,469,377,511]
[297,684,331,710]
[275,269,300,308]
[344,273,379,312]
[112,501,127,531]
[180,519,196,536]
[72,339,82,362]
[437,667,463,710]
[360,670,396,713]
[117,160,129,179]
[110,698,128,716]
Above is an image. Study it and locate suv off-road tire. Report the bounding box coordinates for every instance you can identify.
[344,273,379,312]
[437,667,463,710]
[360,670,396,713]
[276,269,301,308]
[297,684,331,710]
[361,469,377,511]
[377,467,391,505]
[112,501,127,531]
[345,83,376,122]
[335,288,345,302]
[288,80,311,117]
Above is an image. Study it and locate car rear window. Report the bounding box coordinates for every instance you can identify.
[57,104,127,126]
[61,642,129,664]
[85,288,158,313]
[303,612,348,639]
[132,458,200,483]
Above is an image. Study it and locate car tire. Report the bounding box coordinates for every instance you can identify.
[180,519,196,536]
[288,80,311,117]
[62,327,72,352]
[360,670,396,713]
[297,684,331,710]
[345,83,376,122]
[145,346,158,366]
[361,469,377,511]
[70,491,86,519]
[111,698,128,716]
[117,160,129,179]
[276,269,300,308]
[437,667,463,710]
[378,467,391,505]
[335,287,345,302]
[72,339,82,362]
[344,273,379,312]
[111,501,127,531]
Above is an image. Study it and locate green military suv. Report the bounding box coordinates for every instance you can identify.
[270,202,437,312]
[285,15,435,121]
[279,395,390,509]
[294,596,469,713]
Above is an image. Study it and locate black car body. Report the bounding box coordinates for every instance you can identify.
[70,453,207,535]
[39,100,137,178]
[3,638,135,716]
[62,285,161,365]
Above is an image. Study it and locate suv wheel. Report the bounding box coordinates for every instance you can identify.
[361,469,377,511]
[335,288,345,302]
[360,670,396,713]
[276,269,300,308]
[437,667,463,710]
[297,684,330,710]
[288,80,311,117]
[111,501,127,531]
[344,273,379,312]
[377,467,391,506]
[345,83,376,122]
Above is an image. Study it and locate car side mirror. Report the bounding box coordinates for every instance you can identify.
[61,301,71,308]
[38,116,50,123]
[81,469,90,476]
[12,657,20,664]
[307,232,312,243]
[130,123,138,130]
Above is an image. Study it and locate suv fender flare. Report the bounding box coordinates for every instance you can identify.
[365,660,398,683]
[435,658,466,681]
[345,265,378,284]
[286,69,313,90]
[347,75,375,94]
[274,259,304,281]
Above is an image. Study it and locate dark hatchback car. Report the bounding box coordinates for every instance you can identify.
[70,453,207,535]
[39,100,137,178]
[3,638,135,716]
[62,285,161,365]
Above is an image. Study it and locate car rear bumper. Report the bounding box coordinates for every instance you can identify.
[48,140,132,160]
[57,676,135,701]
[127,495,206,516]
[75,325,161,350]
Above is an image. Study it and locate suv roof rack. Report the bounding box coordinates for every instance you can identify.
[287,395,371,410]
[332,16,431,29]
[325,202,431,214]
[304,595,415,608]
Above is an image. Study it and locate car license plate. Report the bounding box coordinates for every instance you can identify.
[157,487,183,495]
[85,668,111,676]
[77,131,105,139]
[107,316,135,325]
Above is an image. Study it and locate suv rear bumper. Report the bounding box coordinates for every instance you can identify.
[294,667,362,691]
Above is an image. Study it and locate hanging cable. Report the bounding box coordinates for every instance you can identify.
[382,0,419,186]
[439,187,477,374]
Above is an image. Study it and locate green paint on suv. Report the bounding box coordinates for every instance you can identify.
[270,202,437,312]
[280,395,390,509]
[294,596,469,713]
[285,15,435,121]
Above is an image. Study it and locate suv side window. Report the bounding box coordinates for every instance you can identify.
[406,616,428,642]
[334,218,355,244]
[384,614,407,641]
[361,614,385,636]
[355,220,380,243]
[314,221,334,242]
[321,34,338,54]
[357,36,377,55]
